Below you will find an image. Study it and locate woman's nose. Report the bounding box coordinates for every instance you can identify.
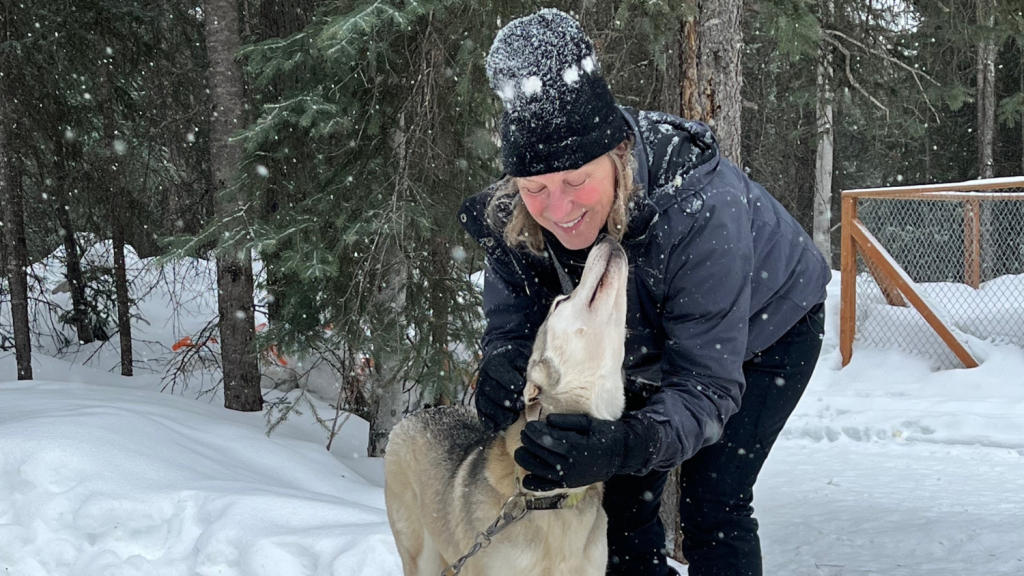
[544,186,574,221]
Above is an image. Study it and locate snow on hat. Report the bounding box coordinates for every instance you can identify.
[486,8,629,178]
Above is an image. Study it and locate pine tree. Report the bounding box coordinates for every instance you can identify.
[235,0,512,452]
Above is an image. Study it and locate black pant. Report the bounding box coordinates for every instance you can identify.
[604,303,825,576]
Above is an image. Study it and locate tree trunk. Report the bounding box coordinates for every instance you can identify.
[658,467,684,561]
[367,363,406,456]
[113,223,133,376]
[665,0,745,562]
[428,235,452,406]
[813,0,836,264]
[57,194,94,345]
[976,0,996,180]
[366,253,409,457]
[367,115,412,456]
[680,0,744,165]
[1,124,33,380]
[976,0,997,281]
[205,0,262,411]
[217,258,261,410]
[101,63,133,377]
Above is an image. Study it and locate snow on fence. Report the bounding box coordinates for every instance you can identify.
[840,177,1024,369]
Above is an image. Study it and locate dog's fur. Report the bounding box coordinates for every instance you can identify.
[385,237,629,576]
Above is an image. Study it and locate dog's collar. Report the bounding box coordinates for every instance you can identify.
[514,467,587,511]
[525,490,586,511]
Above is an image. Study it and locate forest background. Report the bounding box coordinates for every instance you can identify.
[1,0,1022,462]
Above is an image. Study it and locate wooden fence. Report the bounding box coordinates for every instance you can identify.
[840,177,1024,368]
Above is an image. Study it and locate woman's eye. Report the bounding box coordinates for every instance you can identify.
[521,185,545,195]
[566,177,587,188]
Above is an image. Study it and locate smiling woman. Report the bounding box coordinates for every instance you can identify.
[458,8,831,576]
[487,139,637,253]
[516,149,618,250]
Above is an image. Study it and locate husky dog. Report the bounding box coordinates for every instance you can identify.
[384,236,629,576]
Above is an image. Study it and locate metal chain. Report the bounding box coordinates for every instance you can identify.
[438,493,531,576]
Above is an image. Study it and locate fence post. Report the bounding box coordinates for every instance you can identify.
[840,193,857,366]
[963,198,981,289]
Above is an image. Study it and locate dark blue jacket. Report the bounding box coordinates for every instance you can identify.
[458,108,831,471]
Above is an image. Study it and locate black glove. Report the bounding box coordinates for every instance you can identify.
[475,345,530,432]
[514,412,662,492]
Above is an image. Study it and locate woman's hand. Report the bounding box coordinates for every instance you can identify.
[514,412,661,491]
[475,346,530,432]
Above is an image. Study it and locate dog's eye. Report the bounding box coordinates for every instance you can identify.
[552,295,570,309]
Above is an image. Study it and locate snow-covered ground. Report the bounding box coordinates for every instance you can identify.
[2,265,1023,575]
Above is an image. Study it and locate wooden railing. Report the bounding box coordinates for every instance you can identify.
[840,177,1024,368]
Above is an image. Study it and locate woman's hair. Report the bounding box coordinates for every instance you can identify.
[486,137,640,255]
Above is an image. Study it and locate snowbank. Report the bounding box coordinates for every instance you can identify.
[1,271,1022,574]
[0,374,398,576]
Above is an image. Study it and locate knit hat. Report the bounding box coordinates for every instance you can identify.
[486,9,629,178]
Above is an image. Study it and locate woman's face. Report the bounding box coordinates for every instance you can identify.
[516,153,617,250]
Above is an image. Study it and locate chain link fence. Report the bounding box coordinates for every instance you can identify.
[846,186,1024,368]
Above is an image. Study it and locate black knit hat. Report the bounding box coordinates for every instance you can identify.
[486,9,628,178]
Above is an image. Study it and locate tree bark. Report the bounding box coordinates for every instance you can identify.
[976,0,996,180]
[813,0,836,264]
[367,363,406,456]
[1,119,33,380]
[113,223,133,376]
[366,253,409,457]
[101,63,133,377]
[56,185,95,345]
[428,235,452,406]
[1,0,32,377]
[367,115,412,456]
[205,0,262,411]
[680,0,744,165]
[975,0,997,281]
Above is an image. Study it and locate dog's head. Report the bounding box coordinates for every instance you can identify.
[523,236,628,423]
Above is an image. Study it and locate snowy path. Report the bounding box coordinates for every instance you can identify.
[757,439,1024,576]
[5,374,1023,575]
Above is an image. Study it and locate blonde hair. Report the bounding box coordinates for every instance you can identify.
[486,138,640,255]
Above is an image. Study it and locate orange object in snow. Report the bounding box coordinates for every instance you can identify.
[171,336,194,351]
[265,344,288,366]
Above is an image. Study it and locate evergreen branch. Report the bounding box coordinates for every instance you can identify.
[320,0,394,57]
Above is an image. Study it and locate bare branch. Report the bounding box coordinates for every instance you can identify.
[826,36,889,121]
[824,29,942,125]
[824,29,940,86]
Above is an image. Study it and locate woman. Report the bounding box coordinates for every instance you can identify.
[458,9,830,576]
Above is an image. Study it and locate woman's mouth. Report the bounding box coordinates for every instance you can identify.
[555,212,586,231]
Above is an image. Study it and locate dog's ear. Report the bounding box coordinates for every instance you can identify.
[524,381,542,421]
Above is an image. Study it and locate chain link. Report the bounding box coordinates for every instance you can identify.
[438,493,531,576]
[854,191,1024,367]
